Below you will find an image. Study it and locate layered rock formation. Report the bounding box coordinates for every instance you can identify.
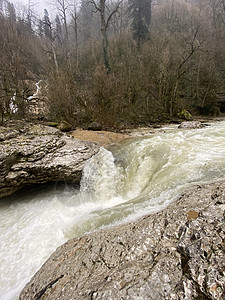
[0,121,100,198]
[20,180,225,300]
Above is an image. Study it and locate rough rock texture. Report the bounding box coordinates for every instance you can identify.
[178,121,205,129]
[88,122,103,131]
[0,121,99,198]
[20,181,225,300]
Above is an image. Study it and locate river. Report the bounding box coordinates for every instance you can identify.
[1,121,225,299]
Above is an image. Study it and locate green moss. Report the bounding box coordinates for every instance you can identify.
[46,122,59,128]
[177,109,192,121]
[57,121,72,132]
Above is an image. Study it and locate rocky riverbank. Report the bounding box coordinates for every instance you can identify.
[20,180,225,300]
[0,121,100,198]
[71,129,130,147]
[71,121,205,147]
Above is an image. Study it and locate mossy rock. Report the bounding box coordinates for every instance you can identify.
[46,122,59,128]
[57,121,72,132]
[177,109,192,121]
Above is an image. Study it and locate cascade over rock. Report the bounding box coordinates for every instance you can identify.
[19,180,225,300]
[0,121,100,198]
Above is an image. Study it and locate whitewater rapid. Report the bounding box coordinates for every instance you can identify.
[1,121,225,299]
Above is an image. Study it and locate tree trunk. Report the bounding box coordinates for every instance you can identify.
[72,2,79,68]
[100,0,110,73]
[101,26,110,72]
[52,42,59,73]
[91,0,122,73]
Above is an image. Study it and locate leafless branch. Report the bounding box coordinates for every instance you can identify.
[106,0,123,29]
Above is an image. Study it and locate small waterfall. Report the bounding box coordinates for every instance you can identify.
[79,147,122,202]
[9,93,18,113]
[9,80,42,115]
[27,80,42,101]
[1,121,225,299]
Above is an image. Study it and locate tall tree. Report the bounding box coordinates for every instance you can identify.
[128,0,152,49]
[90,0,123,72]
[43,9,59,72]
[54,0,70,59]
[27,0,35,32]
[38,18,44,36]
[43,8,51,38]
[71,0,79,67]
[6,1,16,23]
[55,14,62,44]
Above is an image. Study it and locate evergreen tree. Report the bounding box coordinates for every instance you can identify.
[128,0,151,49]
[55,14,62,44]
[6,1,16,23]
[43,9,51,38]
[38,18,44,36]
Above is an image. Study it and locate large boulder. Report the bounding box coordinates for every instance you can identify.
[0,121,100,198]
[178,121,204,129]
[19,180,225,300]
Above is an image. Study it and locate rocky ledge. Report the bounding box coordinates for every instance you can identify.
[0,121,100,198]
[20,180,225,300]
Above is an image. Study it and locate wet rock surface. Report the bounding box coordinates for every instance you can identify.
[0,121,100,198]
[20,180,225,300]
[178,121,205,129]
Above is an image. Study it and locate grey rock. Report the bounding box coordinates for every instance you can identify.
[19,181,225,300]
[0,121,100,198]
[178,121,204,129]
[88,122,103,131]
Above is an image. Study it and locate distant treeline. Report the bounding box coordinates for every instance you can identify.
[0,0,225,127]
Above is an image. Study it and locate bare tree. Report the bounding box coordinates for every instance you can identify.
[43,10,59,72]
[50,0,70,59]
[71,0,79,67]
[90,0,123,72]
[169,26,203,116]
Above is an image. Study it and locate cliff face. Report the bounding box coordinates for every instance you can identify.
[0,121,100,198]
[20,180,225,300]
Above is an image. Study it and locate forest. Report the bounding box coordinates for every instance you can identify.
[0,0,225,128]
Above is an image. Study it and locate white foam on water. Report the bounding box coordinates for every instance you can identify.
[1,121,225,299]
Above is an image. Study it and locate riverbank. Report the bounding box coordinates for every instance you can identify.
[0,118,222,197]
[0,121,99,198]
[70,118,214,147]
[20,179,225,300]
[1,119,225,300]
[71,129,130,147]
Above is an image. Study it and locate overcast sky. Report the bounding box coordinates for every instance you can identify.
[14,0,54,16]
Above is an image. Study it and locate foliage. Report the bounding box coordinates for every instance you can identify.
[177,110,192,120]
[128,0,152,48]
[0,0,225,127]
